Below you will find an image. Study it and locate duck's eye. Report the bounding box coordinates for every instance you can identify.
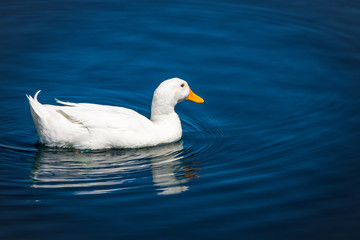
[181,83,185,88]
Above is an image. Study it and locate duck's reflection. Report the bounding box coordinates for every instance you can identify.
[30,141,199,195]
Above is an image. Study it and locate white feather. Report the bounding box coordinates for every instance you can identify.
[27,78,203,149]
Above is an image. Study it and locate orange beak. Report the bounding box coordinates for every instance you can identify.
[186,87,204,103]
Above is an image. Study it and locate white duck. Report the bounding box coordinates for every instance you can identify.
[27,78,204,149]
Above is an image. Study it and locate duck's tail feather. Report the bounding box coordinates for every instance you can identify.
[27,90,46,140]
[26,90,41,103]
[26,90,42,117]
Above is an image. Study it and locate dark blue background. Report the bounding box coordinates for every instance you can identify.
[1,0,360,239]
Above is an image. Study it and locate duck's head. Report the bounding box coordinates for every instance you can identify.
[151,78,204,118]
[153,78,204,105]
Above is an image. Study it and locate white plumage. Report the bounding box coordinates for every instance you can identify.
[27,78,204,149]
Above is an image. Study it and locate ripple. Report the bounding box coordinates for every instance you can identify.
[1,0,360,238]
[0,144,37,153]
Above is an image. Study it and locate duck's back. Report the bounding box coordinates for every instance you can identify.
[27,91,158,149]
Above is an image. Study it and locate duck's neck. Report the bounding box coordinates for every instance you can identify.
[150,97,177,123]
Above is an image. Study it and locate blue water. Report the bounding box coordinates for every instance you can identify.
[1,0,360,239]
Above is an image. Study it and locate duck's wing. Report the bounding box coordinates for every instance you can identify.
[55,100,153,131]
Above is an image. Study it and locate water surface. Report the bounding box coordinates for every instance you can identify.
[1,0,360,239]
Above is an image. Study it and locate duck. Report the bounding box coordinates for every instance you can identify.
[27,78,204,149]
